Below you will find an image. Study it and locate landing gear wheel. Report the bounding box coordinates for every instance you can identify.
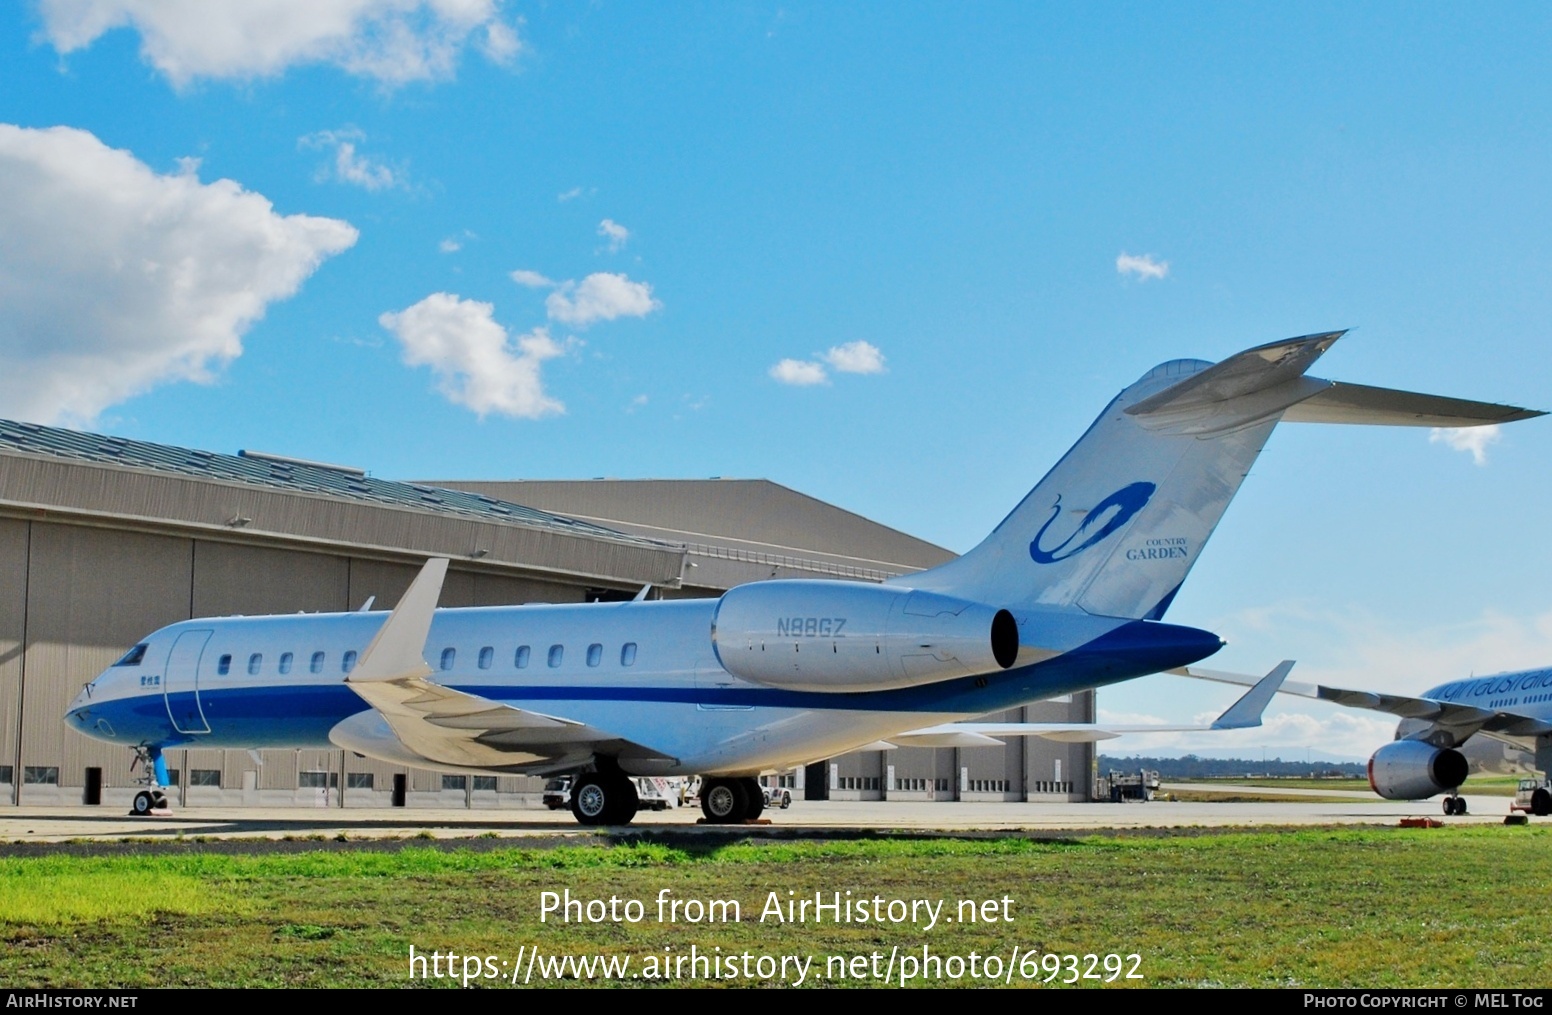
[1455,797,1467,816]
[739,778,765,820]
[152,791,169,810]
[131,790,154,816]
[609,779,639,826]
[1532,788,1552,817]
[569,773,637,826]
[700,779,748,823]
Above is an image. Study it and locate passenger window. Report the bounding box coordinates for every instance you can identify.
[218,654,232,676]
[247,653,262,676]
[342,650,357,674]
[515,645,530,669]
[279,652,293,675]
[440,648,456,671]
[587,643,602,667]
[478,646,494,670]
[310,651,325,674]
[621,642,637,666]
[548,645,564,668]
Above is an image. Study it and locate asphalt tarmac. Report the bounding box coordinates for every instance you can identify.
[0,787,1531,845]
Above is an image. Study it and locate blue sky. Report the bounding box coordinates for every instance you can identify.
[3,3,1551,759]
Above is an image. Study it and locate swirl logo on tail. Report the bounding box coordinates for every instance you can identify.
[1029,482,1157,564]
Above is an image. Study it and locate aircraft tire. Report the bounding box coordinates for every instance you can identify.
[570,774,612,825]
[740,778,765,820]
[1457,798,1467,815]
[131,791,153,816]
[700,779,747,823]
[605,776,639,825]
[1532,789,1552,817]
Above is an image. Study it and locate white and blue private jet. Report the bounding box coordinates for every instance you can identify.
[63,332,1541,825]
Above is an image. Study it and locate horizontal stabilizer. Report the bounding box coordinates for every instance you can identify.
[1280,382,1544,427]
[1126,332,1343,417]
[888,661,1292,746]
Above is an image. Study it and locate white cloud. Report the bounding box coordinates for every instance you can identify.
[625,393,648,413]
[544,272,660,327]
[557,186,583,202]
[37,0,523,87]
[769,359,828,386]
[1116,251,1169,281]
[299,129,403,191]
[438,237,461,253]
[770,341,887,386]
[509,268,555,288]
[0,124,356,424]
[1430,424,1501,465]
[822,340,885,374]
[379,292,567,419]
[1212,600,1552,699]
[597,218,629,252]
[1097,705,1399,760]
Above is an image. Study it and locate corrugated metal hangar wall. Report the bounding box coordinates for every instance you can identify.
[0,419,1095,809]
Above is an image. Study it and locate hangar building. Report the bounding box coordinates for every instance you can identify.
[0,418,1094,810]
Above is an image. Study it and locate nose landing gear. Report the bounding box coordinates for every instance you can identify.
[128,746,172,817]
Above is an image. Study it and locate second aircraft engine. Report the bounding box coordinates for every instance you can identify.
[1367,739,1468,800]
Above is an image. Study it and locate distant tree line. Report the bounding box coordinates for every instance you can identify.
[1098,754,1367,779]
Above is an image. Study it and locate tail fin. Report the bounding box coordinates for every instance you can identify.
[906,332,1539,621]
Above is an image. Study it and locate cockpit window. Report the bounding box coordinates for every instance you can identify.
[113,644,148,667]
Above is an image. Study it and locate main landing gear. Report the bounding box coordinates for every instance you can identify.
[1442,794,1468,816]
[699,777,766,824]
[569,770,640,826]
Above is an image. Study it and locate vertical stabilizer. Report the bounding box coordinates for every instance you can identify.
[905,331,1536,621]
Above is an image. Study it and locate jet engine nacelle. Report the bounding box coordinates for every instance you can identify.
[711,580,1019,692]
[1367,739,1468,800]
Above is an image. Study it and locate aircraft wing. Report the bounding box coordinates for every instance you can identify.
[1170,666,1552,743]
[331,558,667,772]
[884,661,1293,748]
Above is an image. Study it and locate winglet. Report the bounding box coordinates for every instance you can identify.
[1209,660,1294,729]
[349,557,448,684]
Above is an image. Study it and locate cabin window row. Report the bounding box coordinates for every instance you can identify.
[438,642,639,670]
[213,642,639,676]
[216,650,359,676]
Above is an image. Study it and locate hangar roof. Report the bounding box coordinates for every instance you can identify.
[0,418,626,540]
[418,478,956,581]
[0,419,686,589]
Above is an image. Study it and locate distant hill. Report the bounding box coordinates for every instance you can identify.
[1099,754,1367,779]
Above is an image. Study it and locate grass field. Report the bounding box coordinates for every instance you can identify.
[1,826,1547,988]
